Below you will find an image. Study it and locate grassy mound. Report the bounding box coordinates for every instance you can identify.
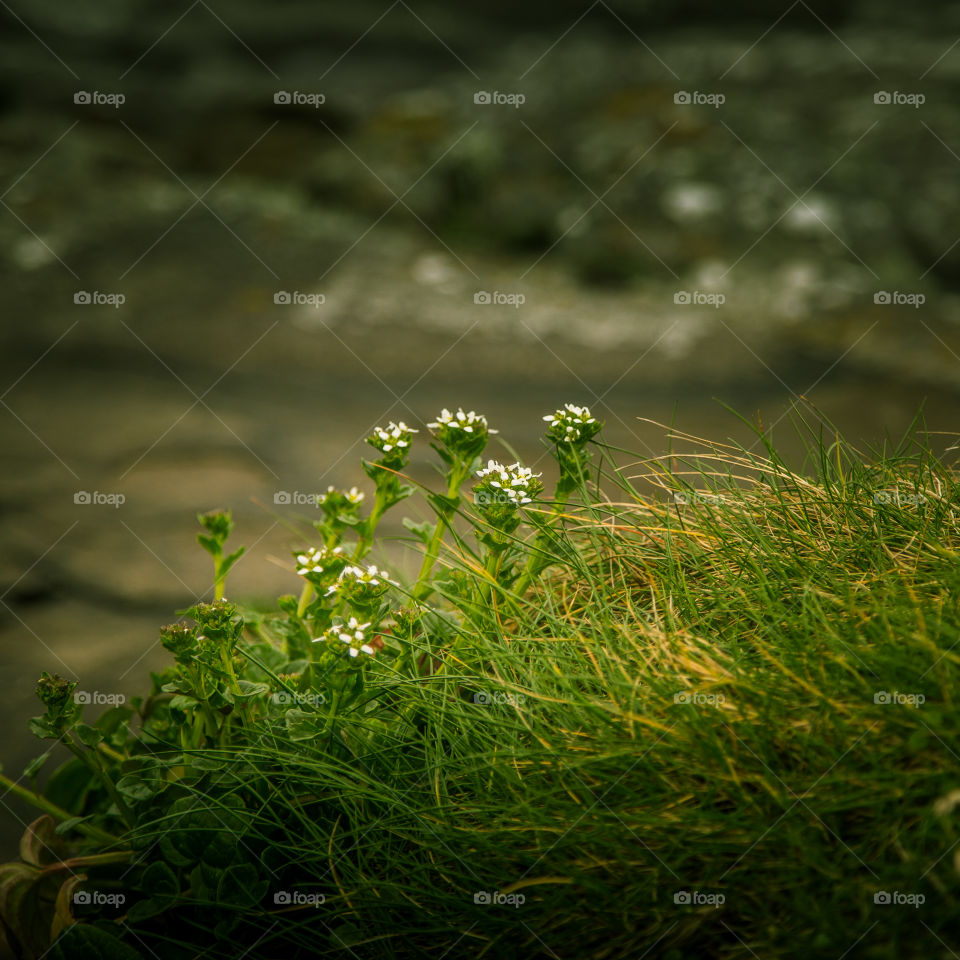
[3,413,959,959]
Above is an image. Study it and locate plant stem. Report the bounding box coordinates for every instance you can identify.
[412,469,465,600]
[0,772,121,846]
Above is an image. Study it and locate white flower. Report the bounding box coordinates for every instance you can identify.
[312,616,375,657]
[346,486,364,504]
[325,563,394,596]
[296,545,344,576]
[543,403,599,443]
[369,421,418,455]
[427,408,498,435]
[475,460,542,505]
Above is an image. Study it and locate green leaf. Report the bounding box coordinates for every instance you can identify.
[219,546,246,580]
[43,758,98,814]
[285,708,320,741]
[235,680,271,699]
[402,518,436,544]
[28,716,57,740]
[196,533,220,557]
[116,772,167,803]
[19,815,63,867]
[47,922,145,960]
[22,751,51,779]
[217,863,267,908]
[75,723,103,748]
[54,816,91,836]
[125,898,170,924]
[137,862,179,898]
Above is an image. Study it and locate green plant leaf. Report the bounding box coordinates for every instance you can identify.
[219,547,245,580]
[22,752,50,780]
[402,518,436,544]
[47,922,145,960]
[196,533,220,557]
[43,759,98,815]
[74,724,103,748]
[217,863,267,909]
[19,815,63,867]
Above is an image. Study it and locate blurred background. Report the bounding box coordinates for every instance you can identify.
[2,0,960,855]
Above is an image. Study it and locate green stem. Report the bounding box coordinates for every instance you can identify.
[513,487,572,598]
[412,468,465,600]
[0,772,120,846]
[64,737,134,827]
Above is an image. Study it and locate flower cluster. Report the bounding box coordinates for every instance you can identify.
[326,564,394,609]
[474,460,543,506]
[427,408,497,458]
[295,545,346,582]
[367,421,418,467]
[313,617,375,658]
[543,404,601,445]
[317,485,365,509]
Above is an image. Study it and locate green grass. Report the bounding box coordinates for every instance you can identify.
[6,414,960,959]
